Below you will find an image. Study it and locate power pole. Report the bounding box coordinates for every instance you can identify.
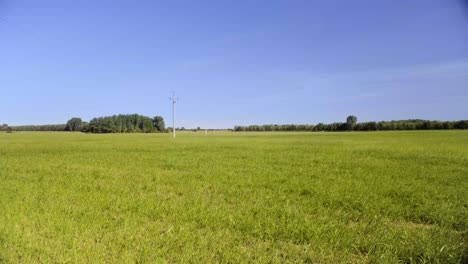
[169,92,179,139]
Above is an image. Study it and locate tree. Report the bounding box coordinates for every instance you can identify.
[80,122,89,132]
[232,119,468,132]
[85,114,160,133]
[66,118,83,131]
[314,123,325,131]
[346,115,357,131]
[153,116,166,132]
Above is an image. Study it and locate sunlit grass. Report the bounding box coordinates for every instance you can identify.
[0,131,467,263]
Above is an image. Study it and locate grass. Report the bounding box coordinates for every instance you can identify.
[0,131,467,263]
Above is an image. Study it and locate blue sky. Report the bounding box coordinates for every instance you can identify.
[1,0,467,128]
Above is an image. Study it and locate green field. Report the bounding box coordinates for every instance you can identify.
[0,131,467,263]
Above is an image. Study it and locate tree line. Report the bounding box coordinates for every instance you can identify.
[3,115,468,133]
[84,114,165,133]
[234,117,468,132]
[2,124,66,132]
[1,114,166,133]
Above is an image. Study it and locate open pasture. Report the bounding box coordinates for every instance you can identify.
[0,131,467,263]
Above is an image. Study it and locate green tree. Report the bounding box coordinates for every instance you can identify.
[153,116,166,132]
[85,114,162,133]
[81,122,89,132]
[65,118,83,131]
[346,115,357,131]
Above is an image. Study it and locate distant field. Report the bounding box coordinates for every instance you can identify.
[0,131,467,263]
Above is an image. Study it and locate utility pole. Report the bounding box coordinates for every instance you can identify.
[169,92,179,139]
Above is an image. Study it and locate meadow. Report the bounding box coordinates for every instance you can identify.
[0,131,466,263]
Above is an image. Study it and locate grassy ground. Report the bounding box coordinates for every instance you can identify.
[0,131,467,263]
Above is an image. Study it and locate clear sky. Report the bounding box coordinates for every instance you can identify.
[1,0,467,128]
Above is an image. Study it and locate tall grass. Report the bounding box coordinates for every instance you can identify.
[0,131,467,263]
